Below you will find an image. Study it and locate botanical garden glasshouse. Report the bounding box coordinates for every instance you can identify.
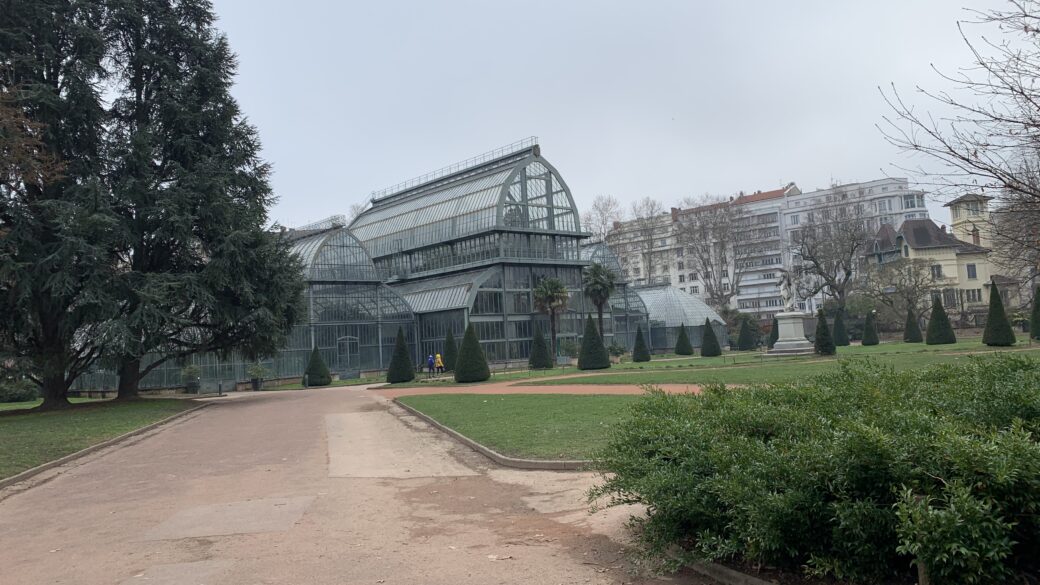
[75,140,682,391]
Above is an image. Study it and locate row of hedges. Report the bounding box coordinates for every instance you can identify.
[592,356,1040,584]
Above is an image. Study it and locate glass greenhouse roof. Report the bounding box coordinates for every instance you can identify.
[388,268,495,314]
[634,285,724,328]
[288,227,384,282]
[350,145,582,259]
[580,242,625,281]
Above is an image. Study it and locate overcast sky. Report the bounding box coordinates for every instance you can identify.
[211,0,1004,228]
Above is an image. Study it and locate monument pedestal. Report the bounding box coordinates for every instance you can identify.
[768,311,814,355]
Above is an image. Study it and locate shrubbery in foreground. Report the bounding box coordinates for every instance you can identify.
[592,356,1040,584]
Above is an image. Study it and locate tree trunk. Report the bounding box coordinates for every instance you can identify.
[116,356,141,400]
[597,303,605,340]
[549,310,558,360]
[37,373,71,410]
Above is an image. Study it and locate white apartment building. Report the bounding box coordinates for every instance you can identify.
[606,178,931,321]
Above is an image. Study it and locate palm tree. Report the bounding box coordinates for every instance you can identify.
[533,277,570,359]
[582,263,616,339]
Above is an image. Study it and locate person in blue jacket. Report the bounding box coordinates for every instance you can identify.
[426,354,435,377]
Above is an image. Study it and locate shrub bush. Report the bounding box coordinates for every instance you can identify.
[767,317,779,349]
[0,377,39,403]
[862,312,880,346]
[904,308,923,343]
[529,324,553,369]
[1031,285,1040,341]
[386,328,415,383]
[737,319,757,351]
[443,329,458,371]
[983,280,1017,346]
[578,316,611,370]
[304,346,332,387]
[674,323,694,356]
[592,356,1040,583]
[926,300,957,345]
[454,323,490,383]
[832,311,850,346]
[700,318,721,357]
[632,326,651,362]
[814,309,835,355]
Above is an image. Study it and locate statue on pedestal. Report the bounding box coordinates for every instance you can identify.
[777,270,796,313]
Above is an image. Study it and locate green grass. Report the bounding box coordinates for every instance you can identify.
[382,367,566,388]
[267,377,382,390]
[398,393,639,460]
[0,399,196,479]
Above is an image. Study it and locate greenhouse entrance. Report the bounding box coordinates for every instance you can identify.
[336,335,361,379]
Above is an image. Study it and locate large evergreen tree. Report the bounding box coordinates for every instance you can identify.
[454,323,490,383]
[632,326,651,362]
[862,311,880,346]
[700,318,722,357]
[528,324,553,369]
[386,328,415,383]
[983,280,1017,346]
[814,309,836,356]
[582,263,616,339]
[903,308,923,343]
[674,323,694,355]
[767,317,779,349]
[0,1,120,409]
[442,329,458,371]
[304,347,331,387]
[737,319,757,351]
[926,299,957,345]
[578,316,610,370]
[832,311,850,346]
[1031,286,1040,341]
[105,0,304,399]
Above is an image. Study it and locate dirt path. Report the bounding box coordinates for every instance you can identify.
[0,388,710,585]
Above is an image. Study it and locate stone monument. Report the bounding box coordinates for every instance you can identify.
[768,270,814,355]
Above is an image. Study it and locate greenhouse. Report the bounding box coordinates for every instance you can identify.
[633,284,727,352]
[580,242,649,351]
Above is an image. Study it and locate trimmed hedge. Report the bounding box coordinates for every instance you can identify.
[386,327,415,383]
[529,324,553,369]
[592,356,1040,583]
[767,317,779,349]
[737,319,756,351]
[832,311,850,346]
[814,309,835,355]
[304,346,332,387]
[1031,286,1040,341]
[904,308,923,343]
[674,323,694,356]
[983,280,1017,346]
[862,311,880,346]
[578,316,611,370]
[443,329,458,372]
[633,326,651,362]
[454,323,490,383]
[926,300,957,345]
[700,318,721,357]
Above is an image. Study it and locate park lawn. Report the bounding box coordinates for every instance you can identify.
[398,393,640,460]
[268,377,383,390]
[383,367,565,388]
[0,399,196,480]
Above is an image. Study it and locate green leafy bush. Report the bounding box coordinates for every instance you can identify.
[767,317,779,349]
[700,318,721,357]
[633,326,651,362]
[832,311,850,346]
[529,324,553,369]
[814,309,835,355]
[578,316,611,370]
[0,377,39,403]
[674,323,694,355]
[386,328,415,384]
[904,308,923,343]
[862,312,880,346]
[304,346,332,387]
[983,281,1016,346]
[443,329,458,371]
[593,356,1040,583]
[608,341,627,358]
[737,319,757,351]
[926,300,957,345]
[454,323,490,383]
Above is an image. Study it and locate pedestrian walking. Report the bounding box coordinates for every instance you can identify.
[434,353,444,374]
[426,354,435,377]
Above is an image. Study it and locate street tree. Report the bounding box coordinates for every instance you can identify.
[582,195,624,243]
[623,197,666,285]
[860,258,939,321]
[790,198,872,311]
[674,196,758,310]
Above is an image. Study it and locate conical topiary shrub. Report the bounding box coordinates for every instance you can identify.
[305,346,332,387]
[767,317,779,349]
[701,318,722,357]
[737,319,756,351]
[814,309,835,356]
[904,308,923,343]
[442,329,458,372]
[454,323,490,383]
[529,324,553,369]
[862,311,880,346]
[632,326,651,362]
[926,300,957,345]
[578,316,611,370]
[386,327,415,383]
[674,323,694,355]
[1031,286,1040,341]
[983,280,1016,346]
[832,311,850,346]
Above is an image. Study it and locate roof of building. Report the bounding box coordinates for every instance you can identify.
[944,193,994,206]
[287,227,385,282]
[580,242,625,281]
[387,268,495,314]
[869,219,989,256]
[632,285,724,328]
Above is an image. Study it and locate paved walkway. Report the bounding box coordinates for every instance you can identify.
[0,387,709,584]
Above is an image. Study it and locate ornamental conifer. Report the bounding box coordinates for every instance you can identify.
[926,300,957,345]
[701,318,722,357]
[832,311,850,346]
[983,280,1016,346]
[305,346,332,386]
[1031,286,1040,341]
[904,308,923,343]
[674,323,694,355]
[862,312,880,346]
[767,317,779,349]
[814,309,836,356]
[454,323,491,382]
[529,324,553,369]
[442,329,458,371]
[632,326,651,362]
[386,328,415,383]
[737,319,757,351]
[578,316,611,370]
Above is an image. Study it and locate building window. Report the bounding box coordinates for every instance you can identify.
[677,261,684,270]
[679,287,685,293]
[722,269,728,277]
[691,285,699,294]
[657,238,669,247]
[762,272,776,280]
[944,288,957,308]
[930,264,943,280]
[789,214,799,226]
[966,288,982,303]
[678,274,685,283]
[689,272,697,281]
[902,194,922,209]
[676,248,684,257]
[903,245,910,257]
[967,264,977,279]
[972,228,980,246]
[722,283,730,292]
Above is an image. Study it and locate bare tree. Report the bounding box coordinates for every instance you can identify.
[626,197,665,285]
[790,198,872,311]
[881,1,1040,286]
[581,195,624,242]
[674,196,756,309]
[347,201,369,223]
[860,257,940,318]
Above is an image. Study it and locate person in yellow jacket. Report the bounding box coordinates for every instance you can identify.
[434,353,444,374]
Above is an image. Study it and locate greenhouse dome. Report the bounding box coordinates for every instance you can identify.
[580,242,649,351]
[633,284,727,352]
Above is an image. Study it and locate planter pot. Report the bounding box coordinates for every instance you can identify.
[250,378,263,391]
